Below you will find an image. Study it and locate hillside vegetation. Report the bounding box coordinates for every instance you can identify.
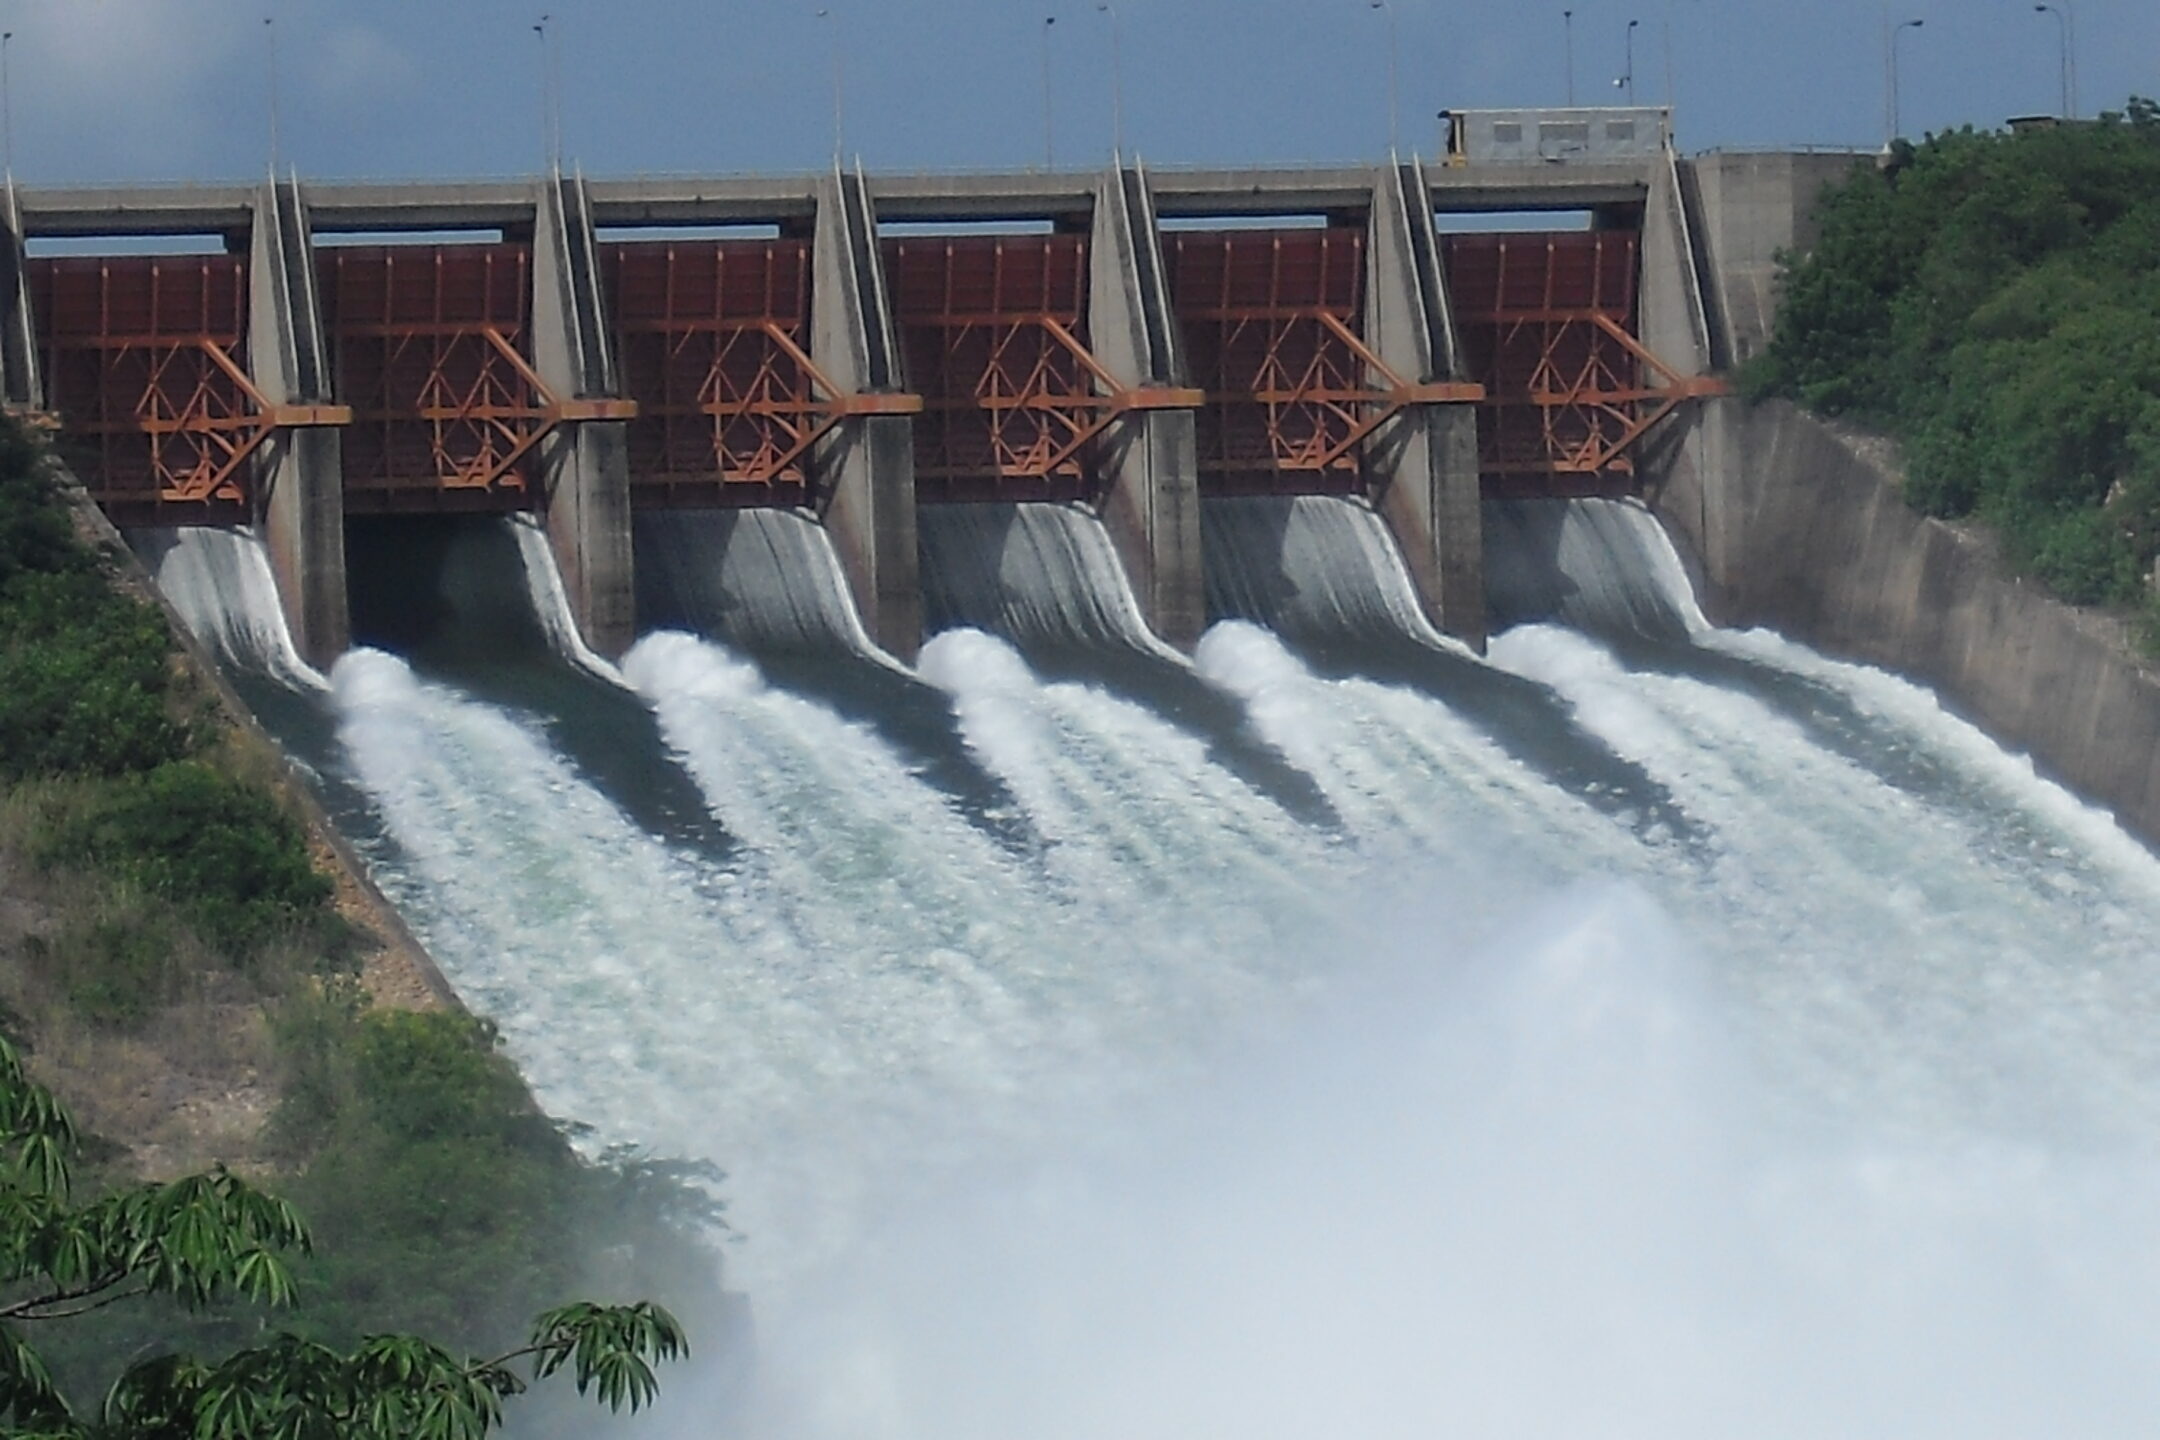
[1748,99,2160,614]
[0,421,728,1414]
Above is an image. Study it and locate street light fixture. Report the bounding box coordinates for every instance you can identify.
[1614,18,1639,104]
[265,16,282,172]
[815,8,843,166]
[4,32,18,185]
[1889,18,1922,143]
[1041,14,1057,170]
[2034,3,2077,120]
[1368,0,1400,156]
[1563,9,1575,107]
[1096,2,1124,159]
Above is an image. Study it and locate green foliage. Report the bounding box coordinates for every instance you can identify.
[30,915,189,1031]
[1752,106,2160,609]
[35,763,336,962]
[0,1033,687,1440]
[269,1004,728,1357]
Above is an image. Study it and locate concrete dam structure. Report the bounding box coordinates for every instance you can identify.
[0,138,1846,670]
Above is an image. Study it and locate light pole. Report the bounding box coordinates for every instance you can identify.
[531,15,563,172]
[1368,0,1400,155]
[1041,14,1057,170]
[2034,3,2076,119]
[1563,9,1575,106]
[1888,18,1921,142]
[3,31,16,184]
[265,16,282,171]
[1615,18,1638,104]
[1096,2,1124,158]
[816,8,843,166]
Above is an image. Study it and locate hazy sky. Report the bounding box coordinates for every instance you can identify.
[8,0,2156,183]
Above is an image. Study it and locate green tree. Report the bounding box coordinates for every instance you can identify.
[0,1035,687,1440]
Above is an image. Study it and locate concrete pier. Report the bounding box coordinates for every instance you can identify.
[1365,160,1486,649]
[249,177,349,668]
[1088,164,1205,651]
[533,172,636,659]
[813,168,923,660]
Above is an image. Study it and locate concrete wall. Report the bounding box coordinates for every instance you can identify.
[1653,396,2160,847]
[1683,152,1870,368]
[1366,160,1485,648]
[532,174,636,659]
[1088,166,1205,651]
[1638,147,1715,376]
[250,179,350,668]
[812,169,922,660]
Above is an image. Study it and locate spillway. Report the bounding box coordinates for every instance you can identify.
[141,499,2160,1438]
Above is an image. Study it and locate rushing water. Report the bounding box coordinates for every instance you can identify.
[138,496,2160,1437]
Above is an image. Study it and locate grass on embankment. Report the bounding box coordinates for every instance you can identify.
[0,418,730,1407]
[1746,98,2160,637]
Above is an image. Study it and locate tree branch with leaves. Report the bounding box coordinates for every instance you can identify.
[0,1036,687,1440]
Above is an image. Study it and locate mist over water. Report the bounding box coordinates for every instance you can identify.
[138,499,2160,1437]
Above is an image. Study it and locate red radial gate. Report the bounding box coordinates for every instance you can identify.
[1163,226,1465,496]
[606,238,902,510]
[1443,230,1717,497]
[33,255,276,524]
[883,233,1132,504]
[321,244,566,514]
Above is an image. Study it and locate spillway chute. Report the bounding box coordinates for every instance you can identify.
[130,524,328,692]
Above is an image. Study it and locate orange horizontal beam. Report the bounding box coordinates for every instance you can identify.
[830,392,925,417]
[555,398,640,422]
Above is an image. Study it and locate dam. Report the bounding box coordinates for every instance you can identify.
[1,119,1823,669]
[41,127,2160,1434]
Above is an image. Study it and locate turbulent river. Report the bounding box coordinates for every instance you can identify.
[139,495,2160,1438]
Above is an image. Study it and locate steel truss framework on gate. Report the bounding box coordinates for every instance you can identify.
[1165,226,1479,495]
[884,232,1198,504]
[606,239,918,510]
[321,244,631,514]
[1444,229,1723,496]
[30,255,346,523]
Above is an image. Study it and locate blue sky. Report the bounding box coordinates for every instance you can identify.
[9,0,2157,183]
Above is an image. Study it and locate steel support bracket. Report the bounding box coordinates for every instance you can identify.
[832,392,925,417]
[1116,387,1206,411]
[553,397,640,423]
[265,403,353,428]
[1395,381,1487,405]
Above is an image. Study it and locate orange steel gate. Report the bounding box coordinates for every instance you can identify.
[320,244,555,514]
[606,239,835,510]
[883,233,1127,504]
[1443,230,1710,497]
[1166,226,1408,496]
[33,255,273,525]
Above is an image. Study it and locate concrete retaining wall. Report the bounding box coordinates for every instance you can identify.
[1652,396,2160,846]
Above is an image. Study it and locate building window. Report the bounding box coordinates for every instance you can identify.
[1492,122,1523,145]
[1539,122,1591,147]
[1606,120,1637,142]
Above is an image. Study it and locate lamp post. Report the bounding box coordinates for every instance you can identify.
[1888,17,1921,142]
[816,8,843,166]
[2034,3,2076,120]
[3,31,17,185]
[1368,0,1400,155]
[1096,2,1124,158]
[531,14,566,172]
[1563,9,1575,106]
[265,16,282,172]
[1615,18,1638,104]
[1041,14,1057,170]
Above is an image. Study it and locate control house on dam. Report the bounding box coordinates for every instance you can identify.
[2,105,1818,669]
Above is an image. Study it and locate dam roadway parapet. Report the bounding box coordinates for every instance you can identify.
[4,139,1729,663]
